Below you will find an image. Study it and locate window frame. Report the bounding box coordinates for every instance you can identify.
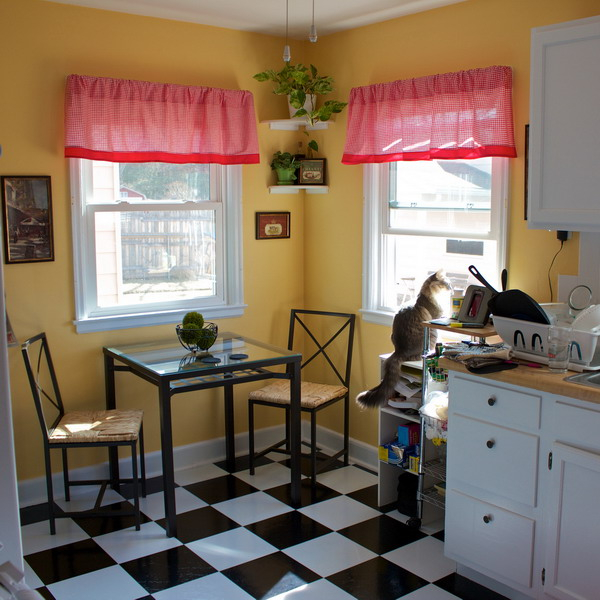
[70,159,245,333]
[361,159,508,326]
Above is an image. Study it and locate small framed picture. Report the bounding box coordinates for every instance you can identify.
[255,212,290,240]
[1,175,54,264]
[299,159,326,185]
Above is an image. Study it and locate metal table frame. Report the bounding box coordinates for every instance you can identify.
[104,332,302,537]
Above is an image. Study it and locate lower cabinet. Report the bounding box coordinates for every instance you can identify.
[445,371,600,600]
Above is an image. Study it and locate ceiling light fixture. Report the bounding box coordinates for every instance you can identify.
[309,0,318,42]
[282,0,291,62]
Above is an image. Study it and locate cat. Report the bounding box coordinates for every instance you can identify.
[356,270,452,409]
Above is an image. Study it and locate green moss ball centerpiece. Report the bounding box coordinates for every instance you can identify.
[176,311,218,353]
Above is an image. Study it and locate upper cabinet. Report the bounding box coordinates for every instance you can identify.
[527,15,600,231]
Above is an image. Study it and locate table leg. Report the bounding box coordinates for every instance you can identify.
[158,381,177,537]
[104,354,120,491]
[224,383,235,472]
[289,358,302,507]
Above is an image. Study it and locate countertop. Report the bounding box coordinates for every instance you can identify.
[439,357,600,406]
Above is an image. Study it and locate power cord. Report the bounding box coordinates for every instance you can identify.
[548,240,565,302]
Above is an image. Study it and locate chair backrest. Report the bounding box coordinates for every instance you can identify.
[21,332,65,441]
[288,309,356,388]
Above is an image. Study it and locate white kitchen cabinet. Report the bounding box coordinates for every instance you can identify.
[527,15,600,231]
[445,370,600,600]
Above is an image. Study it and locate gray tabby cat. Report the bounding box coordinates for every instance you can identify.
[356,270,452,409]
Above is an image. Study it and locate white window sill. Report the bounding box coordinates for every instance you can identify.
[359,308,396,327]
[74,304,247,333]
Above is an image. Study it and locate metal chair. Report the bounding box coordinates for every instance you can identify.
[248,309,356,482]
[21,332,146,534]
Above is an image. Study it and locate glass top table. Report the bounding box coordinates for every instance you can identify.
[104,332,302,537]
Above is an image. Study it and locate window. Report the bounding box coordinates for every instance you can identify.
[362,157,508,325]
[71,159,244,333]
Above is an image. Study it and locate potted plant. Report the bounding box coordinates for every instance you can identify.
[270,151,298,185]
[254,63,347,156]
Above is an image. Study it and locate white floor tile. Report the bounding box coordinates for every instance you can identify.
[186,527,277,570]
[140,486,207,520]
[152,572,254,600]
[53,485,126,512]
[234,461,295,490]
[93,521,182,563]
[21,518,89,555]
[212,491,293,526]
[384,536,456,582]
[298,495,381,531]
[46,565,147,600]
[269,578,357,599]
[401,583,462,599]
[284,532,376,577]
[23,560,44,590]
[175,462,228,486]
[316,465,378,494]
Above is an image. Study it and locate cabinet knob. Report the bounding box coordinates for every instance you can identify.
[486,439,495,449]
[483,514,493,524]
[487,397,496,406]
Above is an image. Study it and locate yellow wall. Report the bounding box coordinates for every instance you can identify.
[1,0,598,482]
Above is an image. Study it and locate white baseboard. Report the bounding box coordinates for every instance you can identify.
[18,423,379,508]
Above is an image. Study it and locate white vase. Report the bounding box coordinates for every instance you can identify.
[288,94,315,119]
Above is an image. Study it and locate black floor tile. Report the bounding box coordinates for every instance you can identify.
[26,538,116,585]
[31,588,56,599]
[246,510,332,549]
[184,473,258,504]
[263,478,341,507]
[156,505,240,543]
[20,502,65,527]
[71,500,152,537]
[121,545,215,595]
[214,453,272,473]
[435,572,509,600]
[328,556,429,600]
[119,474,166,499]
[338,514,426,555]
[346,483,380,508]
[222,551,320,599]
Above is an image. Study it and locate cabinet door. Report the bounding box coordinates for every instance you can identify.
[545,442,600,600]
[528,16,600,231]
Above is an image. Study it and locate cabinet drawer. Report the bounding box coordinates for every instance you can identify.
[452,374,541,430]
[554,400,600,452]
[448,414,539,506]
[445,490,535,589]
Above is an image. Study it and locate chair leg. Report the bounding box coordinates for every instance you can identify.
[248,400,255,475]
[44,448,56,535]
[62,448,70,501]
[139,425,147,498]
[343,395,350,466]
[131,442,140,531]
[285,406,291,453]
[311,411,318,484]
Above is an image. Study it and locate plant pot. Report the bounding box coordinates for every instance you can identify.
[176,322,218,353]
[275,167,296,185]
[288,94,315,119]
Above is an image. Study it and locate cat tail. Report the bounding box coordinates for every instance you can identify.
[355,351,405,409]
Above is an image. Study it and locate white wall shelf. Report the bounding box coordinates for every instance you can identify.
[269,185,328,195]
[261,119,329,131]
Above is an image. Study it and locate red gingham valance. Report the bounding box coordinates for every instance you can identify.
[342,66,516,164]
[65,74,259,164]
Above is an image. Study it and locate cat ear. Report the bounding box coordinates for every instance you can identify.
[435,269,446,278]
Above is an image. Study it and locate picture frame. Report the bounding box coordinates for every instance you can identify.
[298,159,326,185]
[1,175,54,263]
[524,124,529,221]
[456,285,495,326]
[255,211,290,240]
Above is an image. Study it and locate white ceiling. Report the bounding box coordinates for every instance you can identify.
[44,0,466,39]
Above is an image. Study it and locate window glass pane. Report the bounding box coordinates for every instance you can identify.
[95,209,217,308]
[381,233,498,310]
[388,158,492,234]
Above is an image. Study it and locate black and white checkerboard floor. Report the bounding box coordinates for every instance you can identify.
[20,454,507,600]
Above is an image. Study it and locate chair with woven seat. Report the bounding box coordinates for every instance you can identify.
[248,309,356,482]
[21,332,146,534]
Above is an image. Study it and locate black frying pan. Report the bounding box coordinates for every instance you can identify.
[468,265,550,324]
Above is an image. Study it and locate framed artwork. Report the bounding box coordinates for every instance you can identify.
[1,175,54,263]
[524,124,529,221]
[255,212,290,240]
[299,159,326,185]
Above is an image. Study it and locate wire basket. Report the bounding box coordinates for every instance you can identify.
[176,322,218,353]
[422,414,448,445]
